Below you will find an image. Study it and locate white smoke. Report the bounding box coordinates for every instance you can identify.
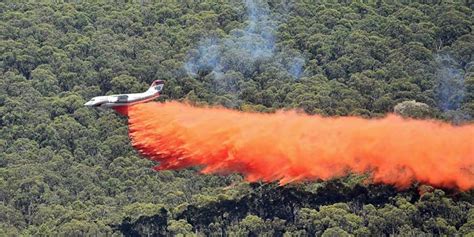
[184,0,304,84]
[435,53,470,122]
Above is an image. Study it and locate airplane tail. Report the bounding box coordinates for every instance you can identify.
[148,80,164,92]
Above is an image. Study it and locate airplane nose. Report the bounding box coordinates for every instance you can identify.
[84,101,92,106]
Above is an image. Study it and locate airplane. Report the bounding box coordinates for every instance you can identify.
[84,80,164,108]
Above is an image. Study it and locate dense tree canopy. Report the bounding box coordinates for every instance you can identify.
[1,0,472,235]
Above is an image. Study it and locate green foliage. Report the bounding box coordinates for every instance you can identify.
[0,0,472,235]
[167,219,193,236]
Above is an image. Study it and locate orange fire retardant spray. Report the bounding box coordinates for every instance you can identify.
[119,102,474,190]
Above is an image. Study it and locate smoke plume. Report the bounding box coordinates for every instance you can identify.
[184,0,304,82]
[124,102,474,190]
[434,54,470,122]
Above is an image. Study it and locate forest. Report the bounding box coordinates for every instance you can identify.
[1,0,473,236]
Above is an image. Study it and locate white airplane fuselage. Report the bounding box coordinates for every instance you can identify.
[84,80,164,108]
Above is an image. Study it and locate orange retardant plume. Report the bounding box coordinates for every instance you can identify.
[123,102,474,190]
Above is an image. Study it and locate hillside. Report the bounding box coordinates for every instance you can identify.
[1,1,473,236]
